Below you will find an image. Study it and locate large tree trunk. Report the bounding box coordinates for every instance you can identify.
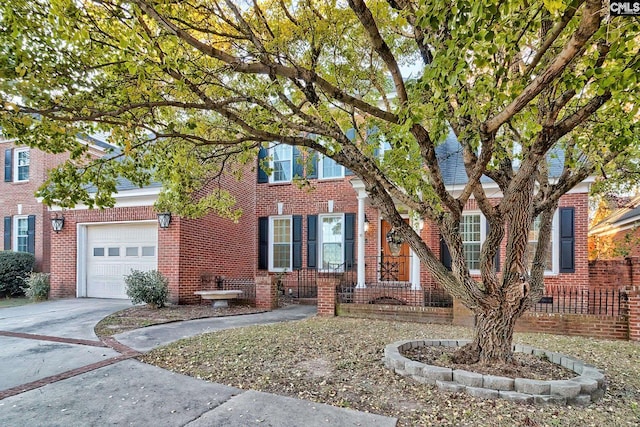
[454,282,529,364]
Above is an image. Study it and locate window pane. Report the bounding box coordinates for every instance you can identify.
[528,216,553,271]
[271,217,291,269]
[464,243,481,270]
[15,218,29,252]
[93,248,105,256]
[460,215,481,270]
[273,218,291,244]
[17,238,28,253]
[141,246,155,256]
[108,247,120,257]
[126,247,138,257]
[273,244,291,269]
[272,145,291,182]
[16,150,29,181]
[322,216,343,269]
[321,156,342,178]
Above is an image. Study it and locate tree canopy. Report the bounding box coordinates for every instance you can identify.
[1,0,638,362]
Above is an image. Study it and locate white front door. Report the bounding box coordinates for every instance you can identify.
[85,223,158,299]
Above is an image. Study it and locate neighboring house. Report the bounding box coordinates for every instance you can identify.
[1,136,109,272]
[45,132,592,303]
[589,194,640,259]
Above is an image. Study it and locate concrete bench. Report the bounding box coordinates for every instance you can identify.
[194,290,243,308]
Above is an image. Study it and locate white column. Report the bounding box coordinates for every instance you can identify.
[410,249,421,290]
[356,194,366,288]
[410,214,421,290]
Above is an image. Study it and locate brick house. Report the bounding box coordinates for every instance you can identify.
[1,136,109,272]
[589,195,640,259]
[40,131,591,303]
[255,133,591,303]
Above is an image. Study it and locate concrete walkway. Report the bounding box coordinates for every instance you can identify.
[0,300,397,426]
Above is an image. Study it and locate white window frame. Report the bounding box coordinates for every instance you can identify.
[269,144,293,183]
[319,213,345,271]
[378,136,392,162]
[318,155,344,180]
[528,211,559,275]
[13,215,29,253]
[14,148,29,182]
[460,213,484,273]
[269,215,292,272]
[457,211,560,276]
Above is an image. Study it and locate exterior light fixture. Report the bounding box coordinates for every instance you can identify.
[157,212,172,229]
[386,227,404,256]
[51,215,65,233]
[364,215,371,233]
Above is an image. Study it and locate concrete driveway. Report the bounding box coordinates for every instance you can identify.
[0,299,397,426]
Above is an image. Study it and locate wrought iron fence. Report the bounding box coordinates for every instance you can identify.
[531,288,628,316]
[221,277,256,305]
[336,282,453,308]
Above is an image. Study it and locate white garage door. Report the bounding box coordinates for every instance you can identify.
[86,223,158,299]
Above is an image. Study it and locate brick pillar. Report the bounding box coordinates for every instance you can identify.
[452,298,475,327]
[317,277,338,317]
[255,275,277,310]
[628,257,640,287]
[628,287,640,342]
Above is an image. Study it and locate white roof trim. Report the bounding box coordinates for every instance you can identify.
[49,186,161,210]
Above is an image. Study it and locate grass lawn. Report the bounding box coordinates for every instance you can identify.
[141,317,640,427]
[0,297,31,308]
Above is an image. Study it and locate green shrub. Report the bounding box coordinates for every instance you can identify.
[125,269,169,308]
[22,272,50,301]
[0,251,36,297]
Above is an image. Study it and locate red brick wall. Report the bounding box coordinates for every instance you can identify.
[337,304,453,324]
[420,192,590,292]
[176,164,257,304]
[256,177,360,280]
[0,143,70,272]
[628,287,640,341]
[588,258,635,290]
[49,206,159,299]
[515,312,629,341]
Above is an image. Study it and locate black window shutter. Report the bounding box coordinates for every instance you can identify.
[27,215,36,254]
[486,218,500,272]
[307,215,317,268]
[258,217,269,269]
[344,213,355,268]
[559,207,575,273]
[257,147,268,183]
[292,146,303,178]
[307,152,318,179]
[3,216,11,250]
[440,237,452,271]
[4,148,12,182]
[292,215,302,269]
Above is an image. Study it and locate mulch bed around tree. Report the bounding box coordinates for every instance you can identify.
[402,344,575,380]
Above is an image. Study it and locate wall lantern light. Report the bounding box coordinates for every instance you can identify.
[51,215,65,233]
[157,212,172,229]
[364,215,371,233]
